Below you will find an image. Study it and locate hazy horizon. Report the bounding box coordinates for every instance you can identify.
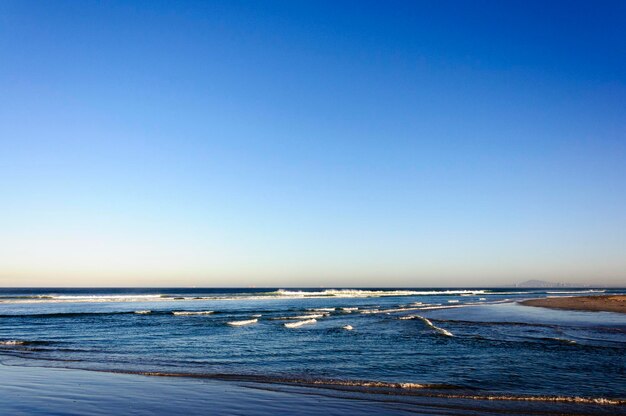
[2,1,625,288]
[0,283,624,289]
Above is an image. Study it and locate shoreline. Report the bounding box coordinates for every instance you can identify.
[520,295,626,314]
[0,362,623,415]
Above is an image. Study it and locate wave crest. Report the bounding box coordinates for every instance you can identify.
[172,311,214,316]
[274,289,487,298]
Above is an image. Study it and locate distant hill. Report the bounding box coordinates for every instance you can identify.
[514,280,584,288]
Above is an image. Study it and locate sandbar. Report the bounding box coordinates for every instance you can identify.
[520,295,626,314]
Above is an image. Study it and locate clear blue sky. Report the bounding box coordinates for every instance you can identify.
[1,1,625,287]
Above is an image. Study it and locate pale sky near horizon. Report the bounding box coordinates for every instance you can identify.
[1,1,625,287]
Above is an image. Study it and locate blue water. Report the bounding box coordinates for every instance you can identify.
[1,288,624,404]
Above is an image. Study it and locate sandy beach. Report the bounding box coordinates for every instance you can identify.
[520,295,626,314]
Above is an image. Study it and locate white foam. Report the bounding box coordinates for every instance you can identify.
[447,300,459,303]
[342,325,354,330]
[546,290,605,294]
[0,340,26,346]
[2,294,166,304]
[227,319,258,326]
[298,314,326,319]
[53,294,163,301]
[134,310,152,314]
[403,315,454,337]
[2,288,493,305]
[359,306,424,315]
[271,314,327,320]
[275,289,487,298]
[284,318,317,328]
[172,311,214,316]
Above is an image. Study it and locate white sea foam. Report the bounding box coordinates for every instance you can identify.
[402,315,454,337]
[358,306,425,315]
[134,310,152,314]
[251,314,262,318]
[285,378,433,390]
[54,294,163,301]
[227,319,258,326]
[271,313,327,320]
[2,288,493,305]
[342,325,354,330]
[274,289,487,298]
[447,300,459,303]
[0,340,27,346]
[2,294,167,304]
[546,290,605,294]
[284,318,317,328]
[382,307,421,313]
[172,311,214,316]
[341,307,358,312]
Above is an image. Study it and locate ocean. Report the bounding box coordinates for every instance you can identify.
[0,288,624,411]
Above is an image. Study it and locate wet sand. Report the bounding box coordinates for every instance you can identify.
[0,363,419,416]
[0,363,622,415]
[520,295,626,314]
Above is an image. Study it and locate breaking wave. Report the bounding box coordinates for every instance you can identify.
[273,289,487,298]
[546,290,606,294]
[284,319,317,328]
[172,311,214,316]
[0,289,489,304]
[0,294,166,304]
[271,314,327,320]
[400,315,454,337]
[0,340,54,347]
[226,319,258,326]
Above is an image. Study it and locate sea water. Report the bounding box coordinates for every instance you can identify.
[0,288,624,406]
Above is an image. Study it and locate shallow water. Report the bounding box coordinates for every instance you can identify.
[0,287,624,407]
